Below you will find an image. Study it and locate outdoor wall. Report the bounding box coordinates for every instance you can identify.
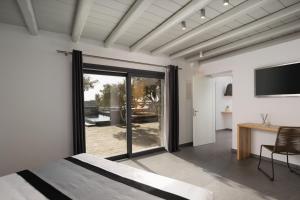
[214,76,232,130]
[198,37,300,165]
[0,23,193,176]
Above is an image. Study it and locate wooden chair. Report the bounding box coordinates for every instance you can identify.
[257,127,300,181]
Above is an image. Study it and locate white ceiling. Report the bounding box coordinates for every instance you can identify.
[0,0,300,62]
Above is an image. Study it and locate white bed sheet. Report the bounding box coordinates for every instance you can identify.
[0,153,213,200]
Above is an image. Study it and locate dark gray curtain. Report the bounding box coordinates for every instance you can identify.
[72,50,86,154]
[168,65,179,152]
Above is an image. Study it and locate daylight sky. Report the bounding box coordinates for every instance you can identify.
[84,74,125,101]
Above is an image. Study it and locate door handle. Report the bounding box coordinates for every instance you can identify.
[193,109,199,116]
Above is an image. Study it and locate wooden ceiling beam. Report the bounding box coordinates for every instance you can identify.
[72,0,94,42]
[130,0,213,52]
[171,1,300,59]
[16,0,38,35]
[104,0,154,47]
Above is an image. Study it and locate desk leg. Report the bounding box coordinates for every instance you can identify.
[237,127,251,160]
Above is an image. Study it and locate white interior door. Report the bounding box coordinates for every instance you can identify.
[193,75,215,146]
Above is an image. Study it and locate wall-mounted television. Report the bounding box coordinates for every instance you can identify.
[255,62,300,97]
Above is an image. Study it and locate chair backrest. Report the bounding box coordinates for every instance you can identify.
[274,127,300,154]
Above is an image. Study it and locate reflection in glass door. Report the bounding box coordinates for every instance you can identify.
[131,77,164,153]
[83,73,127,158]
[82,66,165,159]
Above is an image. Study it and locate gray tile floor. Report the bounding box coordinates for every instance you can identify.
[121,130,300,200]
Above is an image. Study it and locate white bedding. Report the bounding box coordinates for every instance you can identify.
[0,153,213,200]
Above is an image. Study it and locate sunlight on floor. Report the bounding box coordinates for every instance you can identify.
[86,122,162,157]
[121,152,278,200]
[120,130,298,200]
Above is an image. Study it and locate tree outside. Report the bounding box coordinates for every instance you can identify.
[83,76,98,91]
[83,74,163,157]
[90,78,161,115]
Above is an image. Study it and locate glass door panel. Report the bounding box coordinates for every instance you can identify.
[131,77,164,153]
[83,73,127,157]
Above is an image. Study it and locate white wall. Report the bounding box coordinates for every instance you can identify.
[214,76,232,130]
[173,60,194,144]
[199,38,300,165]
[0,23,193,176]
[0,24,73,176]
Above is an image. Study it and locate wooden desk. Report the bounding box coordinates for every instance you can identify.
[237,123,279,160]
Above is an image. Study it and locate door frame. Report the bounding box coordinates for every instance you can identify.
[83,63,165,79]
[83,63,165,160]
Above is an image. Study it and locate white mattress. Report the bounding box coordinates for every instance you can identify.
[0,153,213,200]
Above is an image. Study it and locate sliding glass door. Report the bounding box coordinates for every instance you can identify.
[131,77,164,153]
[83,73,127,158]
[83,65,165,159]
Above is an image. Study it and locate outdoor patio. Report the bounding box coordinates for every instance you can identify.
[86,122,162,157]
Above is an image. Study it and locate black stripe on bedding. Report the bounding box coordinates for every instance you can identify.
[65,157,188,200]
[17,170,71,200]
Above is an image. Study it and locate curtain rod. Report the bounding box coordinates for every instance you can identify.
[56,50,182,70]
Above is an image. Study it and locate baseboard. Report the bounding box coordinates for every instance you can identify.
[179,142,193,147]
[231,149,300,168]
[131,147,166,158]
[216,128,232,131]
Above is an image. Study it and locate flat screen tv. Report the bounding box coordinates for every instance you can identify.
[255,62,300,97]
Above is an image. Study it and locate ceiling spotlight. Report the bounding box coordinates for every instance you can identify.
[200,9,206,19]
[199,51,203,58]
[181,21,186,30]
[223,0,229,6]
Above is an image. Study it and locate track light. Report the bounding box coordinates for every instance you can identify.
[199,51,203,58]
[200,8,206,19]
[223,0,229,6]
[181,21,186,30]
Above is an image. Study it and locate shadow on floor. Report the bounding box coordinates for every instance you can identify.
[113,126,160,147]
[171,130,300,200]
[130,160,158,174]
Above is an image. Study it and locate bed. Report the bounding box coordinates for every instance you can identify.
[0,153,213,200]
